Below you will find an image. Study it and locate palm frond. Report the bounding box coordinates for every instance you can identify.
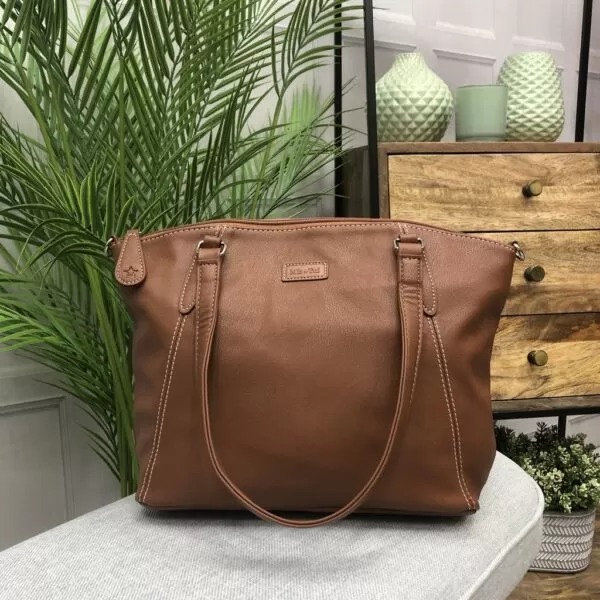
[0,0,358,493]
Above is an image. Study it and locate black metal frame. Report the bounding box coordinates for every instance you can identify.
[496,407,600,420]
[333,0,379,216]
[333,2,596,438]
[333,2,344,216]
[575,0,594,142]
[495,411,600,438]
[362,0,379,217]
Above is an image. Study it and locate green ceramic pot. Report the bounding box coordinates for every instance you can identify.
[376,53,453,142]
[455,85,508,142]
[497,52,565,142]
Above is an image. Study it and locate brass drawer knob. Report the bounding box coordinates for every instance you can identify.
[522,180,543,198]
[524,265,545,282]
[527,349,548,366]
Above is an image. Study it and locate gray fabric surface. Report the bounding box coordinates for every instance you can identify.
[0,453,543,600]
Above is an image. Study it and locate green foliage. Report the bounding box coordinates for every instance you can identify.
[0,0,356,495]
[494,422,600,513]
[494,423,531,462]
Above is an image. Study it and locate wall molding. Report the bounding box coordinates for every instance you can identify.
[432,48,496,66]
[0,362,52,381]
[569,414,600,425]
[373,9,415,27]
[0,369,59,408]
[435,21,495,41]
[343,30,416,54]
[511,36,564,53]
[0,395,74,520]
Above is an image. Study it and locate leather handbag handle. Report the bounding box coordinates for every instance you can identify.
[195,235,424,528]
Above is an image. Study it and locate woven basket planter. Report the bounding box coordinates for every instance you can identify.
[530,508,596,573]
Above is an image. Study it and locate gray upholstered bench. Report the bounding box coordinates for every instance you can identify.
[0,453,543,600]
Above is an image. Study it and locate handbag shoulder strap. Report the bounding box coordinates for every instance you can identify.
[195,235,424,528]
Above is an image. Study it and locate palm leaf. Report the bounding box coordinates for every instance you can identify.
[0,0,358,494]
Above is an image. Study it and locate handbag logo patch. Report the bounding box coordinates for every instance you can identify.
[282,262,328,282]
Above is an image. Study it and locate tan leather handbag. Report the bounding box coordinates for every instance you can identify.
[111,218,518,527]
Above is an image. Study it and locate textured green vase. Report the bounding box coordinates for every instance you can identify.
[376,53,453,142]
[497,52,565,142]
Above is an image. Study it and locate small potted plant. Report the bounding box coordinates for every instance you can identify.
[495,422,600,573]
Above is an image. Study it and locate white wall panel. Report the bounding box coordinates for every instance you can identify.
[591,0,600,53]
[0,358,118,549]
[514,0,565,51]
[0,399,70,550]
[585,73,600,141]
[436,0,495,39]
[434,51,496,87]
[374,0,414,26]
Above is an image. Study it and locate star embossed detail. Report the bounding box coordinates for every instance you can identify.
[124,265,138,277]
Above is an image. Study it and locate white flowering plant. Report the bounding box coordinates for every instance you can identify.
[494,422,600,513]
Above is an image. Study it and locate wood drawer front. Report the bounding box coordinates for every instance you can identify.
[491,314,600,400]
[479,231,600,315]
[387,153,600,231]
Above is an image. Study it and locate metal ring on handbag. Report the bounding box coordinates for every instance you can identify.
[394,236,424,252]
[511,241,526,261]
[104,236,116,256]
[197,239,227,256]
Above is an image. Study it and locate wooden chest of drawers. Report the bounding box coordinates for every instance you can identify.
[342,142,600,415]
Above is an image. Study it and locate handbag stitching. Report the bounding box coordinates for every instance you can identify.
[194,262,204,409]
[422,253,438,314]
[178,248,198,313]
[427,318,473,511]
[137,314,183,499]
[116,230,145,284]
[399,255,407,405]
[115,231,131,275]
[400,256,423,410]
[399,254,409,405]
[141,315,187,503]
[432,317,476,509]
[283,261,328,269]
[412,226,512,253]
[401,223,437,316]
[195,263,201,391]
[137,224,514,254]
[413,260,423,407]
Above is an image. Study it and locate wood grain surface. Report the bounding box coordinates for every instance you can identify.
[493,396,600,415]
[478,231,600,315]
[378,142,600,155]
[491,314,600,400]
[387,153,600,231]
[510,515,600,599]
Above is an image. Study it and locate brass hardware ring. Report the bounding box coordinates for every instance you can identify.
[394,237,424,252]
[197,240,227,256]
[511,241,526,261]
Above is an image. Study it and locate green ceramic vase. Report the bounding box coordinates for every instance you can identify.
[376,53,453,142]
[497,52,565,142]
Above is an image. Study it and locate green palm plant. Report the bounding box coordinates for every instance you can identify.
[0,0,356,495]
